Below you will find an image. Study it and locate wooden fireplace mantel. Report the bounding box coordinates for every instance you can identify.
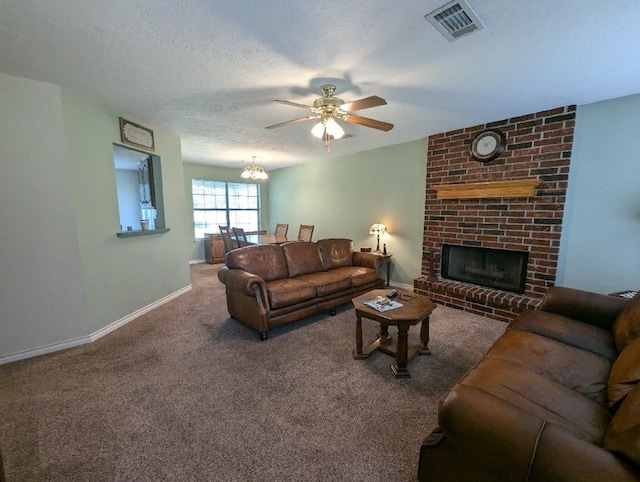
[431,178,541,200]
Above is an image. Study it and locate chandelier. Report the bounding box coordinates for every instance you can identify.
[241,156,268,180]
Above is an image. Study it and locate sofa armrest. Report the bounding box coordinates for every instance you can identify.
[218,267,270,312]
[437,385,545,480]
[529,421,640,481]
[540,286,627,330]
[352,251,383,270]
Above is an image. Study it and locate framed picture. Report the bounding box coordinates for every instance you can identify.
[119,117,155,151]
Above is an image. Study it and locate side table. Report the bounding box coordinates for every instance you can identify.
[373,253,392,286]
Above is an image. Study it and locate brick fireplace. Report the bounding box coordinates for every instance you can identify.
[414,105,575,322]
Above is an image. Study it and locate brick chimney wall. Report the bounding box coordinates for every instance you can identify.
[414,105,576,321]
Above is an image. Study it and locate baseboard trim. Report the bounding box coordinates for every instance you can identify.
[0,335,93,366]
[390,281,414,291]
[89,284,192,342]
[0,284,192,365]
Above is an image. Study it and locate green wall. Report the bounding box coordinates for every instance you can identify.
[268,140,428,285]
[0,72,192,361]
[61,89,192,333]
[182,163,270,261]
[557,93,640,293]
[0,74,89,357]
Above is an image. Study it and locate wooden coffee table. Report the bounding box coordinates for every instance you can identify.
[352,289,437,378]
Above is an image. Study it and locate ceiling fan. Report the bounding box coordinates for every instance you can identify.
[265,84,394,153]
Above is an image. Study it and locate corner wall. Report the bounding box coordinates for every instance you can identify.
[0,74,89,357]
[557,94,640,293]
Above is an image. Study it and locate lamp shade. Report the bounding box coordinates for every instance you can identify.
[368,223,387,236]
[325,118,345,139]
[311,122,325,139]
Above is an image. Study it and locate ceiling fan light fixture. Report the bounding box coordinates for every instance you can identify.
[311,121,325,139]
[325,118,344,139]
[266,84,393,155]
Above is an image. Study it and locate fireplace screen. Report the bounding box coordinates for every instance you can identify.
[441,244,528,293]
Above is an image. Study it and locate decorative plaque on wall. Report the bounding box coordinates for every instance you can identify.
[119,117,155,151]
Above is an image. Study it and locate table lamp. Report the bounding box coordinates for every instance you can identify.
[369,223,387,252]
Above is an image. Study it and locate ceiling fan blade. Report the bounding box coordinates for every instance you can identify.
[341,96,387,112]
[265,116,318,129]
[273,100,314,110]
[345,114,394,131]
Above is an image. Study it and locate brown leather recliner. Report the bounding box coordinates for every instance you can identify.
[217,238,385,340]
[419,287,640,481]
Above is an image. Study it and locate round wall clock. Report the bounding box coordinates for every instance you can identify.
[470,129,506,162]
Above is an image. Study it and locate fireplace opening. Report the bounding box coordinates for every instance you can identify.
[441,244,528,293]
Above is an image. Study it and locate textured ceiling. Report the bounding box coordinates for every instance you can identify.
[1,0,640,171]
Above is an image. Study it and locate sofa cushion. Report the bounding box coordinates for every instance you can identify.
[330,266,380,287]
[613,292,640,352]
[460,357,611,444]
[605,383,640,466]
[265,278,316,309]
[608,337,640,411]
[225,245,288,282]
[487,330,612,406]
[295,271,352,297]
[318,238,354,270]
[282,242,325,277]
[510,310,617,361]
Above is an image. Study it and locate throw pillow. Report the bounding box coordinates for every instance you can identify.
[605,382,640,466]
[608,337,640,411]
[613,292,640,353]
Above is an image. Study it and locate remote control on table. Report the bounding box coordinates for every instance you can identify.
[386,289,398,298]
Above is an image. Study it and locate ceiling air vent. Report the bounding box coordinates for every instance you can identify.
[425,0,484,41]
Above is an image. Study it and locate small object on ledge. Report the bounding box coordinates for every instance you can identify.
[383,243,387,255]
[141,220,150,231]
[360,246,372,252]
[609,290,638,299]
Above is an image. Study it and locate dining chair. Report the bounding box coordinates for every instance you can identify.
[297,224,314,242]
[219,225,236,253]
[275,223,289,237]
[233,227,251,247]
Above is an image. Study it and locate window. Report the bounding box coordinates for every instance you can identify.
[192,180,261,238]
[114,144,165,232]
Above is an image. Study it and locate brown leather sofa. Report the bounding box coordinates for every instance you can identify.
[217,238,385,340]
[419,287,640,481]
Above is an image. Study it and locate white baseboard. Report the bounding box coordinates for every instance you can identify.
[0,335,93,365]
[389,281,414,291]
[89,284,192,342]
[0,284,192,365]
[189,259,205,264]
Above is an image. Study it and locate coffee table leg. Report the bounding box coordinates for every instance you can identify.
[419,316,431,355]
[378,323,391,345]
[353,312,369,359]
[391,321,411,378]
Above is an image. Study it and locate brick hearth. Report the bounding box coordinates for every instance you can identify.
[414,106,576,322]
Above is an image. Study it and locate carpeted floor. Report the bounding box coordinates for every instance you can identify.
[0,263,506,481]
